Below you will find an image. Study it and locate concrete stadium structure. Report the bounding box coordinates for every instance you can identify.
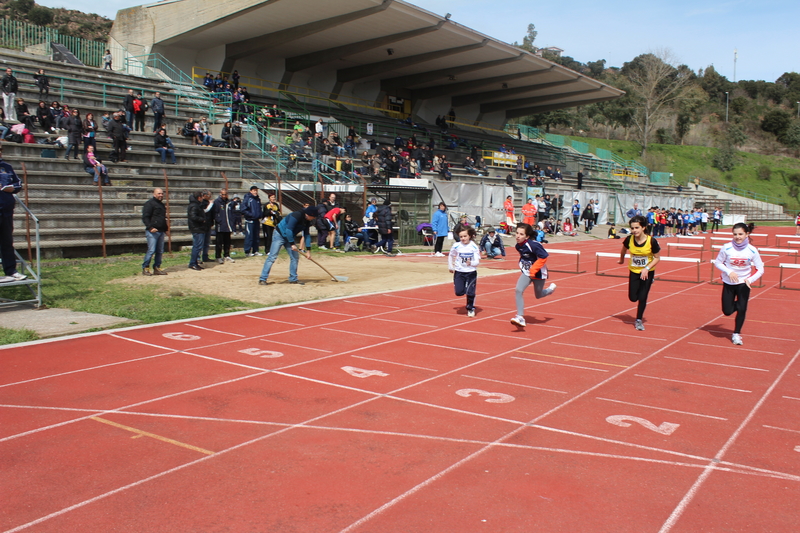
[110,0,624,125]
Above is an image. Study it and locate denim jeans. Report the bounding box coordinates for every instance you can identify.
[189,233,204,267]
[202,229,211,261]
[143,230,165,269]
[483,242,502,257]
[156,147,176,164]
[259,231,299,282]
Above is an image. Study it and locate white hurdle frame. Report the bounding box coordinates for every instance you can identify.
[595,252,701,283]
[666,242,705,261]
[545,248,583,274]
[779,263,800,290]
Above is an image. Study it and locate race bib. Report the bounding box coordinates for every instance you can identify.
[459,253,473,265]
[631,255,648,267]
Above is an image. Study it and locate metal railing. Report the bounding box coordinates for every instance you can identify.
[690,176,787,206]
[5,197,42,308]
[0,18,105,67]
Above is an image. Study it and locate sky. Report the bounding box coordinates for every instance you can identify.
[37,0,799,82]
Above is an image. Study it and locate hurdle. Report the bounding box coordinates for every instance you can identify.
[714,231,768,245]
[595,252,701,283]
[775,235,798,247]
[666,242,705,261]
[676,235,706,243]
[545,248,584,274]
[786,240,800,249]
[709,259,764,287]
[779,263,800,290]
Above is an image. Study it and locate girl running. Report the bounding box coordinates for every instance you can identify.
[448,224,481,318]
[618,215,661,331]
[714,222,764,345]
[510,223,556,328]
[795,212,800,236]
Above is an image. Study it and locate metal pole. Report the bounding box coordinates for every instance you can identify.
[725,92,729,123]
[163,169,173,254]
[220,170,229,190]
[97,178,107,259]
[21,162,31,262]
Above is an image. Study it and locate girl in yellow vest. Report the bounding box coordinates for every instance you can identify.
[618,215,661,330]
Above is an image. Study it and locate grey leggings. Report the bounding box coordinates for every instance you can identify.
[516,274,554,316]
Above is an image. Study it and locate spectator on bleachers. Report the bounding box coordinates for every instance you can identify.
[108,112,127,162]
[409,158,419,177]
[499,144,508,153]
[123,89,136,126]
[340,158,356,182]
[132,94,146,132]
[202,73,214,89]
[515,156,524,181]
[577,170,584,189]
[552,167,563,181]
[182,117,198,145]
[82,112,98,153]
[463,156,480,175]
[345,135,357,158]
[36,101,53,132]
[439,155,452,181]
[103,50,113,70]
[543,194,552,219]
[394,134,403,149]
[432,154,441,173]
[49,101,63,129]
[2,68,18,121]
[101,111,111,135]
[33,69,49,99]
[226,122,242,149]
[231,70,240,90]
[544,166,553,178]
[0,108,9,140]
[14,98,36,131]
[150,92,164,133]
[154,127,177,165]
[83,145,110,185]
[213,74,223,91]
[62,109,83,160]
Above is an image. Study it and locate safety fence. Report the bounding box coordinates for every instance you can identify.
[0,18,106,67]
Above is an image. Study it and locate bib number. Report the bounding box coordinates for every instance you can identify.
[631,255,648,268]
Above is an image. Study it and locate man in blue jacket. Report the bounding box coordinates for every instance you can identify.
[0,149,25,282]
[258,207,317,285]
[241,185,263,256]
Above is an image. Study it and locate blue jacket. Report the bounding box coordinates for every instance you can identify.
[277,211,312,249]
[212,196,234,233]
[431,208,448,235]
[0,159,21,216]
[240,192,262,221]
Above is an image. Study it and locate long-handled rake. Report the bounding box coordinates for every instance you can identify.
[305,256,349,282]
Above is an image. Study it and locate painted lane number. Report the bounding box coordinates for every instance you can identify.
[341,366,389,379]
[162,332,201,341]
[456,389,515,404]
[238,348,284,358]
[606,415,680,435]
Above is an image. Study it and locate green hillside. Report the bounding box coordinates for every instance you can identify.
[570,136,800,211]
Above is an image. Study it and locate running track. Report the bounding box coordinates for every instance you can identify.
[2,228,800,532]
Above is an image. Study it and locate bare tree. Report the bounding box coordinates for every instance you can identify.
[623,49,694,156]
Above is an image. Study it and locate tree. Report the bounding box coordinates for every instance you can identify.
[523,109,573,133]
[10,0,34,15]
[512,24,537,53]
[724,124,747,147]
[761,109,792,137]
[586,59,606,79]
[27,6,54,26]
[698,65,732,101]
[780,123,800,148]
[674,85,707,144]
[621,50,694,156]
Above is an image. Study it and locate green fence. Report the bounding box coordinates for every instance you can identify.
[650,172,671,184]
[0,18,106,67]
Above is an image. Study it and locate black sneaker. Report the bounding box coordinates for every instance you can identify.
[189,265,203,271]
[288,280,305,285]
[258,280,270,285]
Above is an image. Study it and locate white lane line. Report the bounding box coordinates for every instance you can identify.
[385,294,436,302]
[585,330,667,341]
[783,396,800,402]
[370,317,437,328]
[245,315,306,327]
[704,330,796,342]
[663,356,769,372]
[350,355,437,372]
[387,396,525,426]
[262,339,332,353]
[454,329,515,338]
[109,333,176,351]
[407,341,489,354]
[595,397,728,420]
[298,306,357,317]
[687,341,784,355]
[342,300,400,309]
[0,352,173,390]
[0,404,106,413]
[617,322,688,329]
[491,319,565,328]
[635,374,752,393]
[511,355,609,372]
[185,324,246,337]
[762,424,800,435]
[537,311,593,319]
[461,374,567,394]
[320,327,391,339]
[550,342,640,355]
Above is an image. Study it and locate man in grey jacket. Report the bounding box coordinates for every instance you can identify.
[150,92,165,132]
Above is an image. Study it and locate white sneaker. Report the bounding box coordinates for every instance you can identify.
[225,256,235,263]
[11,272,26,281]
[547,282,557,293]
[0,276,14,283]
[635,319,645,331]
[434,252,444,257]
[246,253,254,257]
[319,246,328,250]
[467,309,475,318]
[732,333,743,345]
[510,315,526,327]
[254,252,264,256]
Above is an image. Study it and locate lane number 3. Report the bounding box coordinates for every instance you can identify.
[606,415,679,435]
[456,389,515,403]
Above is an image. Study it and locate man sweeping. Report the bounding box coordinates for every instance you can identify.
[258,206,316,286]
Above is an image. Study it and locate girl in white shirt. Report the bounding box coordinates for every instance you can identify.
[714,222,764,345]
[448,224,481,318]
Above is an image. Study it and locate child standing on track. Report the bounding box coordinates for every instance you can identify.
[449,224,481,317]
[795,212,800,236]
[714,222,764,345]
[510,223,557,328]
[618,215,661,331]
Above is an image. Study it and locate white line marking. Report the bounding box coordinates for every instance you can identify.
[321,327,391,339]
[550,342,640,355]
[454,329,516,338]
[108,333,176,350]
[783,396,800,402]
[595,397,728,420]
[298,306,357,317]
[762,424,800,435]
[0,352,173,390]
[635,374,752,393]
[370,317,437,328]
[342,300,400,309]
[262,339,332,353]
[585,330,667,341]
[536,311,593,319]
[687,342,784,355]
[663,356,769,372]
[408,341,489,354]
[387,396,525,425]
[185,324,245,337]
[385,294,436,302]
[491,318,565,328]
[511,355,609,372]
[461,374,567,394]
[244,315,306,326]
[350,355,437,372]
[0,404,106,413]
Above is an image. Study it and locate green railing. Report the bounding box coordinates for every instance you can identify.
[0,18,105,67]
[690,176,786,206]
[650,172,671,184]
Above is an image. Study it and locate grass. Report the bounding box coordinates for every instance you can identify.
[568,136,800,211]
[0,327,40,346]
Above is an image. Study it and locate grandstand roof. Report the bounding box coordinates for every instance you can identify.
[111,0,623,121]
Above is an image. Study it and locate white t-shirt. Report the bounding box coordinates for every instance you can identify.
[448,241,481,273]
[714,242,764,285]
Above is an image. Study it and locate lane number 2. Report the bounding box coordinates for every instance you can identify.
[341,366,388,379]
[606,415,680,435]
[456,389,515,404]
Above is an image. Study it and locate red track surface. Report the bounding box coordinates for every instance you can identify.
[2,227,800,532]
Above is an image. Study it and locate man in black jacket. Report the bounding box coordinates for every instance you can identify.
[1,68,18,121]
[212,188,235,264]
[241,185,263,256]
[108,112,127,162]
[123,89,135,127]
[373,199,395,255]
[141,188,168,276]
[187,191,207,270]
